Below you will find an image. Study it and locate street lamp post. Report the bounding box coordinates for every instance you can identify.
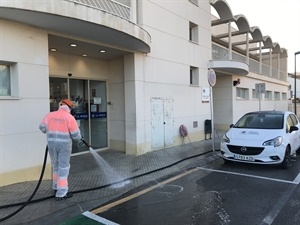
[295,51,300,116]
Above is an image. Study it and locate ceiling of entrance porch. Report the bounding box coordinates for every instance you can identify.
[48,34,130,60]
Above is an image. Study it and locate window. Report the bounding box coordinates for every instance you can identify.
[274,92,280,100]
[236,88,249,99]
[252,89,259,99]
[0,65,11,96]
[286,115,294,133]
[282,92,287,100]
[290,114,299,126]
[265,91,272,100]
[189,22,198,43]
[190,66,199,86]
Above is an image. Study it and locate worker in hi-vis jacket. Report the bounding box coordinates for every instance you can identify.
[39,99,82,200]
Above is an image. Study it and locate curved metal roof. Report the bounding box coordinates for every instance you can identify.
[210,0,287,56]
[233,14,251,33]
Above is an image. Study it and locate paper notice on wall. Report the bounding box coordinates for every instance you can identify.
[94,97,101,104]
[202,87,210,103]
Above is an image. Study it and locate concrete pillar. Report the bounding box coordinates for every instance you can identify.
[246,33,249,64]
[124,53,146,155]
[130,0,137,23]
[277,54,280,79]
[228,21,232,60]
[269,50,272,77]
[259,42,262,74]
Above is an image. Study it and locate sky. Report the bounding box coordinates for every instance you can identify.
[224,0,300,73]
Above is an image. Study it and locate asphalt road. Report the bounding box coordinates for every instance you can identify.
[93,154,300,225]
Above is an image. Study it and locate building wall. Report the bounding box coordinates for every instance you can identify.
[108,58,126,152]
[0,20,51,186]
[213,75,233,130]
[213,71,289,131]
[134,0,212,151]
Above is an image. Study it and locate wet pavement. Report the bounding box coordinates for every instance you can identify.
[0,132,224,225]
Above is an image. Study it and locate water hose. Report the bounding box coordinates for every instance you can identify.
[0,146,49,222]
[0,142,219,222]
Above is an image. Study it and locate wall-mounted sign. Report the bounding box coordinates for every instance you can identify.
[255,83,266,93]
[202,87,210,103]
[94,97,101,104]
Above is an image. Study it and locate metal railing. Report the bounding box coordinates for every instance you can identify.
[212,44,287,82]
[66,0,131,20]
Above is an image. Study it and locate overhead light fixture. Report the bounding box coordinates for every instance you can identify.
[70,43,77,47]
[50,48,57,52]
[82,54,88,57]
[99,49,106,53]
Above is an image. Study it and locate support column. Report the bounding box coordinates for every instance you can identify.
[228,21,232,60]
[277,54,280,79]
[124,53,146,155]
[269,50,272,77]
[246,33,249,64]
[259,42,262,74]
[130,0,137,23]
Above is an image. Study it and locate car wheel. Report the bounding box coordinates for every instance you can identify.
[281,146,291,169]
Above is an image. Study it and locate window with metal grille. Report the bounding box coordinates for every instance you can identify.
[236,87,249,99]
[0,65,11,96]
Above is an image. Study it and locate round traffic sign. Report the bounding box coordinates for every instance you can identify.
[208,69,216,87]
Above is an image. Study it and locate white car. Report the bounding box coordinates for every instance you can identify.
[220,111,300,168]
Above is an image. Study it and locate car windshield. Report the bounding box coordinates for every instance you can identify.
[234,113,284,129]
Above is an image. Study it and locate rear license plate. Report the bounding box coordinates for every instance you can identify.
[234,154,255,161]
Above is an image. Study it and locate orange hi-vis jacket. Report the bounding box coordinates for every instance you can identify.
[39,105,82,145]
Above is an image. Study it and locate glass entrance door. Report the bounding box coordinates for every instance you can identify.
[49,77,108,154]
[89,80,108,149]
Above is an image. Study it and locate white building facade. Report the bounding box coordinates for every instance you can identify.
[0,0,289,186]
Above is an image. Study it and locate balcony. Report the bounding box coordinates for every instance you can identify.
[67,0,130,20]
[212,43,287,81]
[0,0,150,53]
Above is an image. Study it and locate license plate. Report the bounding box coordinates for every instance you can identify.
[233,154,255,161]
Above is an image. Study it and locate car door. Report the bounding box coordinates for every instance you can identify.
[290,114,300,150]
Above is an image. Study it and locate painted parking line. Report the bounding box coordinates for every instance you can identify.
[91,167,200,214]
[83,212,120,225]
[198,167,300,185]
[59,212,119,225]
[197,167,300,225]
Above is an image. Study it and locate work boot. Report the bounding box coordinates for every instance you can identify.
[56,192,73,201]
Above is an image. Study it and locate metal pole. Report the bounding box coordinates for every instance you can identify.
[295,51,300,116]
[259,84,261,111]
[210,86,215,152]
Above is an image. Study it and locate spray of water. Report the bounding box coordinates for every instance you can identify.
[89,148,130,188]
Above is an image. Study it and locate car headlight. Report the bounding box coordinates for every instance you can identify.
[222,134,230,143]
[263,136,283,147]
